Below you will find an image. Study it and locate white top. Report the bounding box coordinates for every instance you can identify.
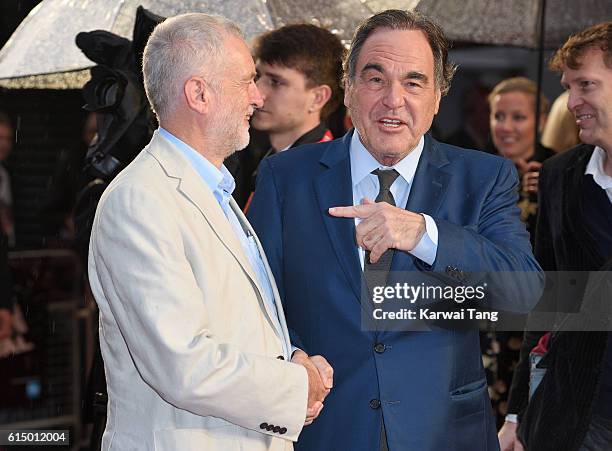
[585,146,612,204]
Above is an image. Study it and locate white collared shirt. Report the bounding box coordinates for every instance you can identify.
[349,130,438,269]
[585,146,612,203]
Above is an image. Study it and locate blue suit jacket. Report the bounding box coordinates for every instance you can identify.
[248,131,543,451]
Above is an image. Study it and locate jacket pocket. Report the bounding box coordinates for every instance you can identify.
[450,378,487,418]
[450,378,489,451]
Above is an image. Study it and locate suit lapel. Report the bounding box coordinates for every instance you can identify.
[562,145,603,265]
[314,132,363,302]
[146,133,261,298]
[229,198,292,357]
[391,135,452,271]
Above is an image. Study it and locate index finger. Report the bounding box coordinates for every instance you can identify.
[328,204,376,219]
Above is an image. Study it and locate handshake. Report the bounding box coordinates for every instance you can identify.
[291,349,333,425]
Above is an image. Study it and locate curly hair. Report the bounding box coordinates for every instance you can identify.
[549,22,611,71]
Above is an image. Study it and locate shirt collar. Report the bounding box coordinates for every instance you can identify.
[158,127,236,199]
[349,129,425,187]
[585,146,612,190]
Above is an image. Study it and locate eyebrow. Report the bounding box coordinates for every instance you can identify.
[406,71,429,83]
[560,75,596,88]
[361,62,385,74]
[257,69,287,82]
[361,63,429,84]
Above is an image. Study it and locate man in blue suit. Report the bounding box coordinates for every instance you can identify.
[248,10,543,451]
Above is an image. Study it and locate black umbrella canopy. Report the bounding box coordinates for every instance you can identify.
[416,0,611,49]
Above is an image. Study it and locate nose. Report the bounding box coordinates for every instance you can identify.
[255,78,267,98]
[566,89,582,112]
[496,116,512,131]
[381,80,404,110]
[250,80,264,109]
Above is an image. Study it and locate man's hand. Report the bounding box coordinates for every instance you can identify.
[309,355,334,390]
[0,308,12,340]
[517,161,542,194]
[291,350,333,425]
[498,421,524,451]
[329,198,426,263]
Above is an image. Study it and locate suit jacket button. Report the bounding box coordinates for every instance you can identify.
[374,343,386,354]
[369,399,381,409]
[279,427,287,434]
[277,355,285,360]
[266,424,274,431]
[260,422,268,429]
[273,426,281,433]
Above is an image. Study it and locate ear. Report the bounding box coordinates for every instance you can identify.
[433,88,442,115]
[309,84,332,114]
[343,79,352,109]
[184,76,211,115]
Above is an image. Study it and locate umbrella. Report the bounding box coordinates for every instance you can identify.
[0,0,418,89]
[415,0,611,49]
[0,0,274,89]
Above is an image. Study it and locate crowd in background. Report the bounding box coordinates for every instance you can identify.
[0,10,609,451]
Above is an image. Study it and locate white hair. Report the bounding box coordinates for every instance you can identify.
[142,13,243,120]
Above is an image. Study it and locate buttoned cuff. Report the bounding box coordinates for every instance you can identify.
[409,214,438,266]
[505,414,518,423]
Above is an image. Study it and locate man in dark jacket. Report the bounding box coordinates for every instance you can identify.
[499,21,612,451]
[249,10,543,451]
[228,24,344,208]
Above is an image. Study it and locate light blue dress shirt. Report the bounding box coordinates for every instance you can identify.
[349,130,438,268]
[158,128,286,354]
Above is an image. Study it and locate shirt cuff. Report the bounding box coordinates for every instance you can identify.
[409,214,438,266]
[505,414,518,424]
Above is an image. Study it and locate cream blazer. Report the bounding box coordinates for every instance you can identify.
[88,131,308,451]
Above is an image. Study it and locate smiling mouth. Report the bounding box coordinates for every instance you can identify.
[576,113,594,125]
[379,118,406,129]
[498,136,518,144]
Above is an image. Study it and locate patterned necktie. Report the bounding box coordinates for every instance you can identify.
[364,169,400,293]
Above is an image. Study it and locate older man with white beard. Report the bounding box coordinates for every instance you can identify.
[87,13,332,451]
